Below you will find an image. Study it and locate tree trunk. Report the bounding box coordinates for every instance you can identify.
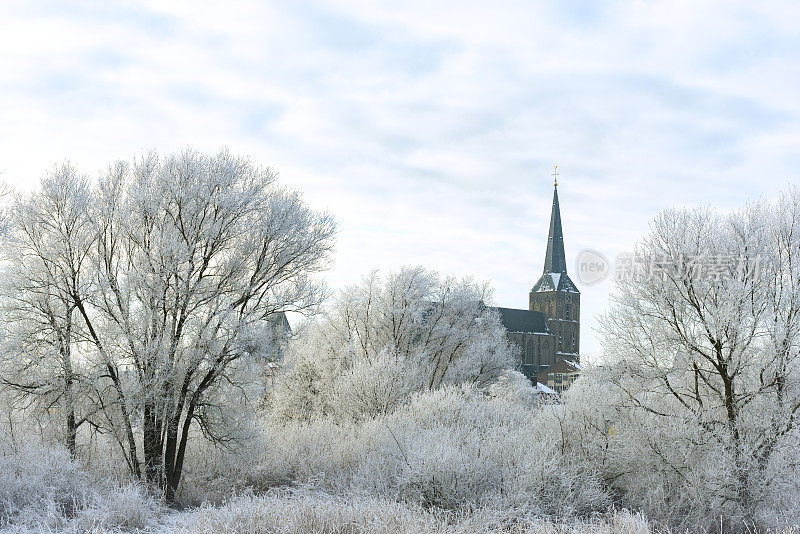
[717,342,754,524]
[142,400,163,486]
[165,399,196,504]
[111,365,142,480]
[61,308,77,457]
[65,402,77,457]
[163,396,186,503]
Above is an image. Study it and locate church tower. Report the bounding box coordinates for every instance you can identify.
[529,169,580,362]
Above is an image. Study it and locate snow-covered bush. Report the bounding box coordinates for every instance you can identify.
[549,365,800,533]
[326,348,421,419]
[0,441,162,531]
[486,369,541,406]
[245,385,609,517]
[65,483,162,532]
[0,443,88,527]
[169,488,655,534]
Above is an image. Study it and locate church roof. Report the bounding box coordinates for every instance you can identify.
[531,272,579,293]
[543,184,567,275]
[269,312,292,335]
[531,183,580,294]
[492,307,549,334]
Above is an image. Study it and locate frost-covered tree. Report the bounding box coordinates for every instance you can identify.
[272,267,517,420]
[0,165,96,457]
[600,195,800,528]
[78,150,335,500]
[0,150,336,502]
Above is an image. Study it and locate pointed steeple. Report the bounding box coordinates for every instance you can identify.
[530,168,578,295]
[529,166,581,364]
[543,184,567,275]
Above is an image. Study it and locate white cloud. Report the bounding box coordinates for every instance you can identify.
[0,0,798,358]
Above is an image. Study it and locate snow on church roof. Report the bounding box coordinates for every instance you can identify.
[531,271,579,293]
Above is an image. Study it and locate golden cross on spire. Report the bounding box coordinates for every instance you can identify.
[552,164,559,187]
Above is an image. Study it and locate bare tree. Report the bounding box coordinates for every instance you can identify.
[83,150,335,501]
[0,151,336,502]
[0,165,96,456]
[600,198,800,526]
[272,267,517,421]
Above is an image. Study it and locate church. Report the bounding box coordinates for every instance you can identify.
[490,169,580,385]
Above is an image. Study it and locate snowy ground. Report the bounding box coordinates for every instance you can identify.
[0,485,661,533]
[165,490,656,534]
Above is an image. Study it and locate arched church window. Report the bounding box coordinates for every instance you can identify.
[542,340,552,365]
[526,339,535,364]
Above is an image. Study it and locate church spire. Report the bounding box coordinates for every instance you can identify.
[543,171,567,275]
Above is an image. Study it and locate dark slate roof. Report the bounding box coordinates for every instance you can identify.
[536,359,582,383]
[531,272,579,294]
[543,185,567,275]
[269,312,292,335]
[492,307,549,334]
[531,184,580,294]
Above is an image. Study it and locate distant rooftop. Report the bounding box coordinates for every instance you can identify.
[492,307,549,334]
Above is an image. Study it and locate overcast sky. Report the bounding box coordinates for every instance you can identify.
[1,1,799,359]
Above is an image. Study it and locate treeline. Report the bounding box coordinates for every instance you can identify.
[1,151,799,533]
